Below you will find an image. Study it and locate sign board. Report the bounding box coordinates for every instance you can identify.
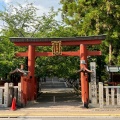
[90,62,97,104]
[52,41,62,55]
[0,88,2,105]
[4,83,9,107]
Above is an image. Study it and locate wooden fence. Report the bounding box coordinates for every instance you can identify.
[0,83,21,107]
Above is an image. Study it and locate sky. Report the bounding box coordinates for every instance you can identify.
[0,0,61,18]
[0,0,62,31]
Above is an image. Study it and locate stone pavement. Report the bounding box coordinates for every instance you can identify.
[0,101,120,117]
[0,80,120,118]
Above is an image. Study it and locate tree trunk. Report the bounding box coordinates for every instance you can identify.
[109,43,112,65]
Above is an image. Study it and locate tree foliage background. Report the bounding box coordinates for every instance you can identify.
[0,1,120,81]
[60,0,120,81]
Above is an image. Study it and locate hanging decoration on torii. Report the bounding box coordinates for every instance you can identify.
[51,41,62,56]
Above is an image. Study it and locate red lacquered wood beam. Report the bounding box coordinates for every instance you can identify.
[15,52,28,57]
[14,42,50,46]
[15,51,101,57]
[62,40,102,46]
[35,52,53,56]
[13,40,102,46]
[87,51,101,56]
[15,51,80,57]
[62,51,79,56]
[35,51,80,56]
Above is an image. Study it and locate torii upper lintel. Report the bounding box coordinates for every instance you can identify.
[10,35,106,46]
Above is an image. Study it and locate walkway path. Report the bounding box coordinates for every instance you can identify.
[0,78,120,117]
[0,92,120,117]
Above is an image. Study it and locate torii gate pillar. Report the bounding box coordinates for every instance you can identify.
[80,44,88,108]
[28,45,35,100]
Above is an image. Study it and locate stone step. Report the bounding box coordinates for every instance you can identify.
[41,77,66,82]
[41,82,67,88]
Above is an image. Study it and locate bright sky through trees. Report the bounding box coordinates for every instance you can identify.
[0,0,61,17]
[0,0,62,31]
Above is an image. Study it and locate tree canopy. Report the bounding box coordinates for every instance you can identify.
[0,2,79,80]
[60,0,120,65]
[0,1,120,81]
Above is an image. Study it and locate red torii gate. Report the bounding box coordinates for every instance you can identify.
[10,35,106,108]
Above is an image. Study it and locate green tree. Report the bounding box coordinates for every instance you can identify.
[0,2,80,81]
[0,3,43,78]
[0,3,42,37]
[60,0,120,67]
